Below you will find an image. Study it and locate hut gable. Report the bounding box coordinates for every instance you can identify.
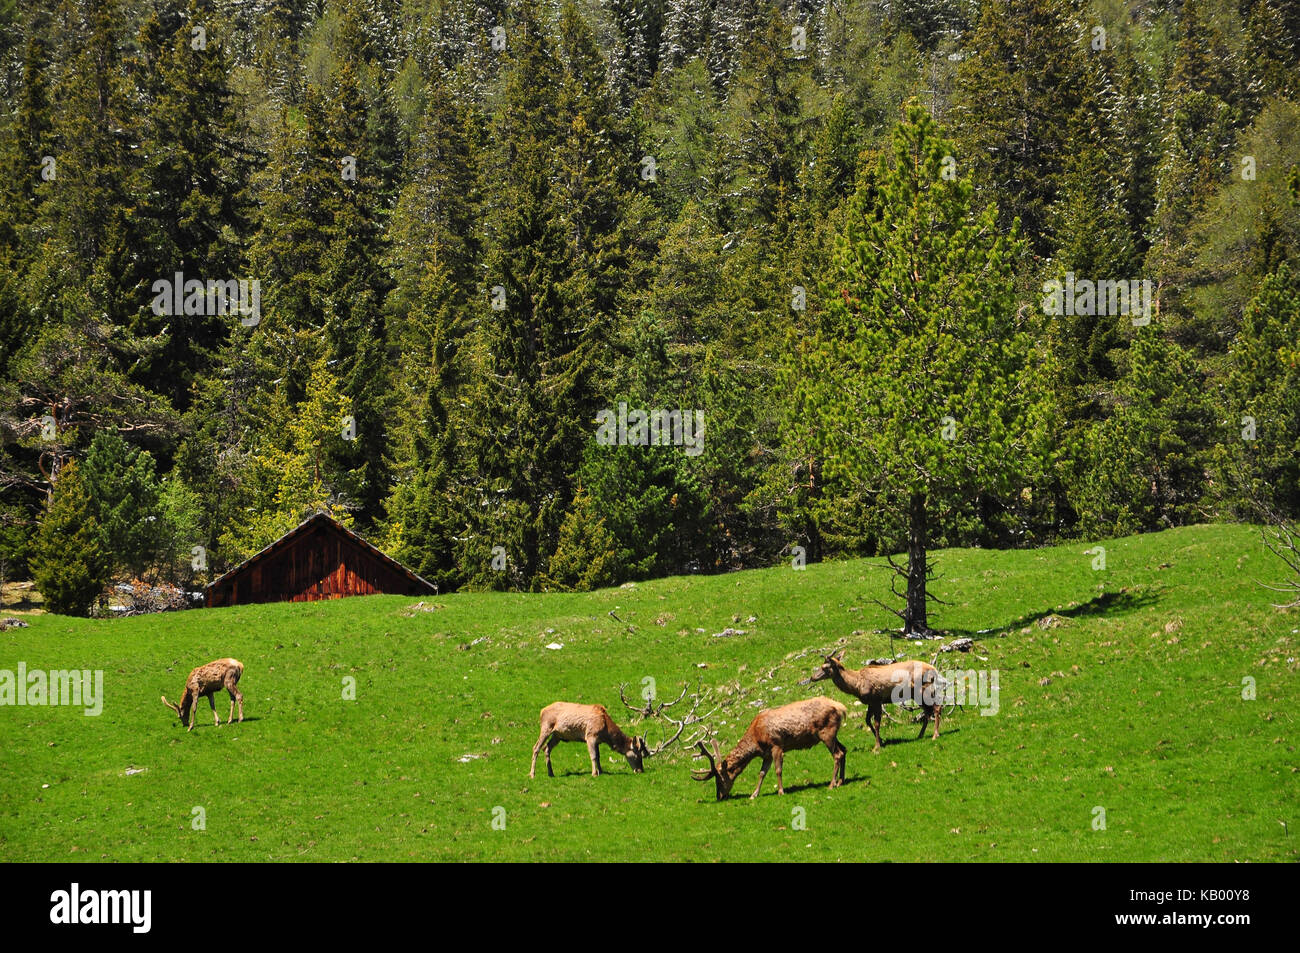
[204,513,437,608]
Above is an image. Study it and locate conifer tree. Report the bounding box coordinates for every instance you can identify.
[794,105,1033,634]
[1219,262,1300,519]
[131,0,254,409]
[30,459,110,616]
[80,431,166,577]
[460,1,623,588]
[950,0,1091,257]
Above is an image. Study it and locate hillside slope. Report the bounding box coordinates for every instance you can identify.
[0,524,1295,861]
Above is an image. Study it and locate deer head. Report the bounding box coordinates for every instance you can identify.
[691,738,737,801]
[161,689,194,727]
[626,736,650,772]
[807,650,846,684]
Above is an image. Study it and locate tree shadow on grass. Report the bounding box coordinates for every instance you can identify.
[943,586,1160,638]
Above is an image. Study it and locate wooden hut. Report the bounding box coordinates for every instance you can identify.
[204,513,437,608]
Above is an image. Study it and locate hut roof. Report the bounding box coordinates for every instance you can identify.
[203,512,437,600]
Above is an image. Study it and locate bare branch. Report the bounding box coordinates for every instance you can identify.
[645,683,716,757]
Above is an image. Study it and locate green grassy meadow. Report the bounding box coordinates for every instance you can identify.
[0,523,1295,861]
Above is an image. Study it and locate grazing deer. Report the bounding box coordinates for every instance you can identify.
[161,658,244,731]
[530,702,650,778]
[692,696,847,800]
[807,650,942,751]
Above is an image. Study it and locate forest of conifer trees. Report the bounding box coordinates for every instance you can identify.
[0,0,1297,615]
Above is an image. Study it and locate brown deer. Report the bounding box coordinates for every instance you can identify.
[691,696,848,800]
[807,650,942,752]
[530,702,651,778]
[161,658,244,731]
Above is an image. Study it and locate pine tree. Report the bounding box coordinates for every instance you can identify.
[244,48,393,525]
[1145,0,1249,319]
[794,104,1033,634]
[383,247,471,592]
[217,356,357,562]
[949,0,1092,257]
[26,0,143,331]
[1073,328,1215,536]
[459,1,624,588]
[721,3,825,231]
[30,459,110,616]
[638,56,731,225]
[0,11,55,377]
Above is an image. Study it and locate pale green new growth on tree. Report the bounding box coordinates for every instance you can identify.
[794,103,1034,634]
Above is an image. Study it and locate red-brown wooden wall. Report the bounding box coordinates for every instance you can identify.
[206,519,435,607]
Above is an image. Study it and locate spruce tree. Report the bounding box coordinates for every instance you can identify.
[1220,262,1300,519]
[31,459,110,616]
[460,1,622,588]
[80,431,165,577]
[130,0,254,410]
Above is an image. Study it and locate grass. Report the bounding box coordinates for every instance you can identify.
[0,523,1295,861]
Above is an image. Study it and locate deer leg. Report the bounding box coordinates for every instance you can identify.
[207,694,218,727]
[917,709,930,740]
[530,730,549,779]
[228,679,244,723]
[825,735,844,787]
[869,704,884,751]
[932,704,941,740]
[751,754,772,799]
[545,735,560,777]
[587,739,602,777]
[773,749,785,795]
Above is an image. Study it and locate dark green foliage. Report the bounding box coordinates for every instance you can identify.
[1219,262,1300,519]
[80,432,166,577]
[1,0,1298,599]
[130,0,255,410]
[578,436,707,579]
[538,484,622,590]
[30,460,110,616]
[0,501,31,583]
[1072,328,1216,537]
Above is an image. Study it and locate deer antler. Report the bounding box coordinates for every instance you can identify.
[690,738,720,779]
[642,682,717,757]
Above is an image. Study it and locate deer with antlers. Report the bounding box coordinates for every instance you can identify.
[807,650,942,751]
[161,658,244,731]
[692,696,848,800]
